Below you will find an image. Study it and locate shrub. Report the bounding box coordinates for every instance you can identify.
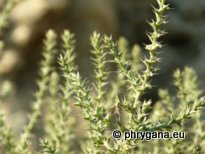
[0,0,205,153]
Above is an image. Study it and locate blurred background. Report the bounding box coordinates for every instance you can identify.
[0,0,205,134]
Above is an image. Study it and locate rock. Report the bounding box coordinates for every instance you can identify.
[10,0,48,25]
[0,50,22,75]
[11,25,32,47]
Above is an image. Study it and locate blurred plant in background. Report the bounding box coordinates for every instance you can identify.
[0,0,205,153]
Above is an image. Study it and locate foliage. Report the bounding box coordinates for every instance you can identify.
[0,0,205,153]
